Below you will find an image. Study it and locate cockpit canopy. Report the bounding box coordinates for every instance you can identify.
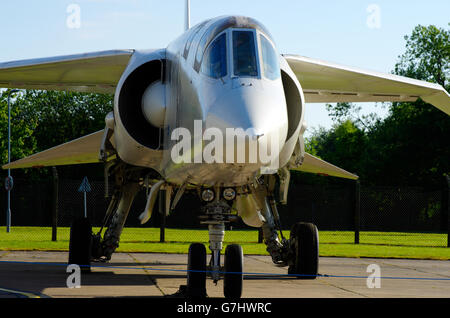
[186,16,281,81]
[200,28,280,81]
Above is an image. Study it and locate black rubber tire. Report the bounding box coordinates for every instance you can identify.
[288,222,319,279]
[68,217,92,273]
[223,244,243,299]
[187,243,207,298]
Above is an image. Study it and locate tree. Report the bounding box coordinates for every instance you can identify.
[325,102,381,132]
[18,90,113,152]
[0,90,113,180]
[0,90,37,166]
[394,24,449,88]
[305,120,368,178]
[366,24,450,186]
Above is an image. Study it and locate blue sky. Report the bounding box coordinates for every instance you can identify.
[0,0,448,136]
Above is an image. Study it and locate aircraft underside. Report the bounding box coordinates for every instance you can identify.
[68,159,319,298]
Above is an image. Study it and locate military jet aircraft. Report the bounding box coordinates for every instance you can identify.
[1,4,449,298]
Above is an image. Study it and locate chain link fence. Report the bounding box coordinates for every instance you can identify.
[0,176,448,248]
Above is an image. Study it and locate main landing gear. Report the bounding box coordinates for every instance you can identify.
[67,167,319,298]
[288,222,319,279]
[68,217,93,273]
[68,163,142,270]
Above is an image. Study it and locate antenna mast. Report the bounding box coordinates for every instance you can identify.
[185,0,191,31]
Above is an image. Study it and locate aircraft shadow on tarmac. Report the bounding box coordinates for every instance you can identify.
[0,259,303,298]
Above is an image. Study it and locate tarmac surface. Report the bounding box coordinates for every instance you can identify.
[0,251,449,298]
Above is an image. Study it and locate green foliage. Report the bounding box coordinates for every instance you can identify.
[0,90,37,166]
[364,98,450,186]
[0,90,113,180]
[420,201,441,220]
[394,24,449,88]
[306,120,368,177]
[18,90,113,152]
[369,24,450,186]
[325,102,382,132]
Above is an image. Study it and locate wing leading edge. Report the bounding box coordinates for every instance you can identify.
[0,50,134,94]
[1,131,109,169]
[291,153,359,180]
[285,54,449,180]
[284,54,450,115]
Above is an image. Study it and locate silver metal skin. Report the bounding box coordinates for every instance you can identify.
[105,16,300,269]
[159,17,291,187]
[141,81,166,128]
[139,180,165,224]
[208,223,225,282]
[114,16,295,272]
[113,49,166,170]
[199,197,233,284]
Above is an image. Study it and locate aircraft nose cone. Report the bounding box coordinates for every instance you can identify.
[206,87,285,132]
[205,86,288,169]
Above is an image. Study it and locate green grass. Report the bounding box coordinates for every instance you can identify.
[0,227,448,260]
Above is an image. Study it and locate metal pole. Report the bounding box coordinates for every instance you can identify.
[443,175,450,248]
[159,190,165,243]
[52,167,58,241]
[185,0,190,31]
[84,192,87,219]
[448,182,450,249]
[354,179,361,244]
[7,94,11,233]
[6,89,19,233]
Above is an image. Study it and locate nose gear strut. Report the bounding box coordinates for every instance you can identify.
[198,199,238,284]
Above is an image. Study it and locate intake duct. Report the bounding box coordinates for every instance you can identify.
[118,60,164,149]
[281,70,302,142]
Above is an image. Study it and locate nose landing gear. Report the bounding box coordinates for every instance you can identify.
[185,198,243,298]
[185,241,244,299]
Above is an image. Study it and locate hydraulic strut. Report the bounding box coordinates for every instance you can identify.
[199,199,237,284]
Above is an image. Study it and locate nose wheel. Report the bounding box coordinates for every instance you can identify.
[185,242,244,298]
[184,198,245,298]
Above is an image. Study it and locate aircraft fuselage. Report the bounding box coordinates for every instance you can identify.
[114,16,305,187]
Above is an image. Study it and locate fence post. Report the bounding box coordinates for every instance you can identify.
[51,167,58,242]
[159,190,165,243]
[354,179,360,244]
[258,228,263,243]
[443,175,450,248]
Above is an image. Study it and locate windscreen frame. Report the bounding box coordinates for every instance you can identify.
[200,31,229,79]
[231,28,261,79]
[257,32,281,81]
